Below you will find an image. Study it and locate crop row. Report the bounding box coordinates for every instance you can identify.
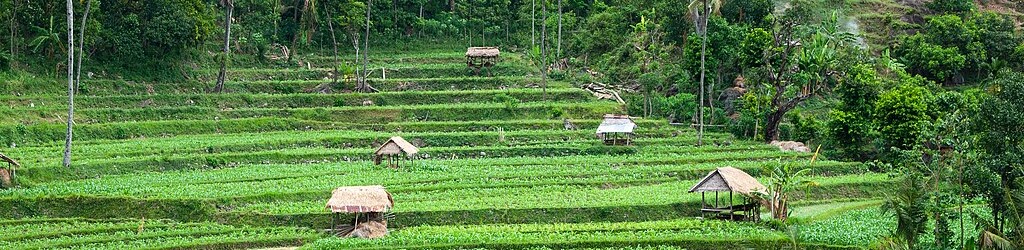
[17,142,793,182]
[9,127,724,162]
[299,219,788,250]
[3,75,566,96]
[193,63,535,81]
[1,172,886,229]
[0,218,318,250]
[0,100,619,124]
[1,88,587,110]
[7,157,863,200]
[0,118,673,146]
[3,159,877,214]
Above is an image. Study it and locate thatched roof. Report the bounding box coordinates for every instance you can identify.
[0,152,19,168]
[596,114,636,134]
[326,186,394,213]
[466,47,500,57]
[374,137,419,156]
[688,167,766,196]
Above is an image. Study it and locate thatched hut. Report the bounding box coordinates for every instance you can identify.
[374,136,419,168]
[596,114,637,146]
[0,152,19,188]
[688,167,766,221]
[466,47,500,76]
[326,185,394,239]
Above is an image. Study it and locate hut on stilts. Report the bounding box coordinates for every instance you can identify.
[595,114,637,146]
[688,167,766,221]
[0,152,19,188]
[466,47,500,76]
[374,137,419,168]
[326,185,394,239]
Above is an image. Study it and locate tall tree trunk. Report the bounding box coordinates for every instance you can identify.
[531,0,536,48]
[214,1,234,93]
[697,0,708,146]
[418,4,423,38]
[74,0,91,94]
[326,8,339,86]
[350,31,361,86]
[273,0,280,39]
[8,0,16,60]
[557,0,562,58]
[541,0,547,100]
[360,0,375,92]
[764,109,785,142]
[63,0,74,168]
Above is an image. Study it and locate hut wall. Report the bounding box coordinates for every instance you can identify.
[377,142,403,155]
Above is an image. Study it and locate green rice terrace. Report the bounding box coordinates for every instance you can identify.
[1,45,899,250]
[3,0,1023,248]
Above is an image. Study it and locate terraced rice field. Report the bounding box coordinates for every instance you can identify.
[0,44,892,249]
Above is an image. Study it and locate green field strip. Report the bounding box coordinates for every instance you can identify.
[4,158,868,201]
[0,219,180,241]
[4,74,565,96]
[192,63,536,80]
[299,219,787,250]
[788,199,884,222]
[0,100,621,124]
[1,223,244,249]
[0,221,318,250]
[1,88,588,110]
[7,127,724,161]
[16,143,803,182]
[1,118,675,147]
[3,161,879,212]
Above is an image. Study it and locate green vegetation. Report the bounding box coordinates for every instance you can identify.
[1,0,1022,248]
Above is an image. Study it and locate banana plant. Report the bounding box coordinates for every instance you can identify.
[29,16,66,60]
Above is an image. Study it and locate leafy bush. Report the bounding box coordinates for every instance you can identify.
[874,81,935,150]
[927,0,974,14]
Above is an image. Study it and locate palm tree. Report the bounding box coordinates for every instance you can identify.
[688,0,723,146]
[213,0,234,93]
[62,0,74,168]
[882,173,930,249]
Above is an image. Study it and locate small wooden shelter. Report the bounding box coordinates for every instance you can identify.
[466,47,500,76]
[326,185,394,239]
[374,136,419,168]
[0,152,19,188]
[688,167,766,221]
[595,114,637,145]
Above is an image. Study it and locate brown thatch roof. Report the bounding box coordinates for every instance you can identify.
[596,114,637,134]
[688,167,766,196]
[466,47,500,57]
[374,137,419,156]
[326,186,394,213]
[0,152,19,168]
